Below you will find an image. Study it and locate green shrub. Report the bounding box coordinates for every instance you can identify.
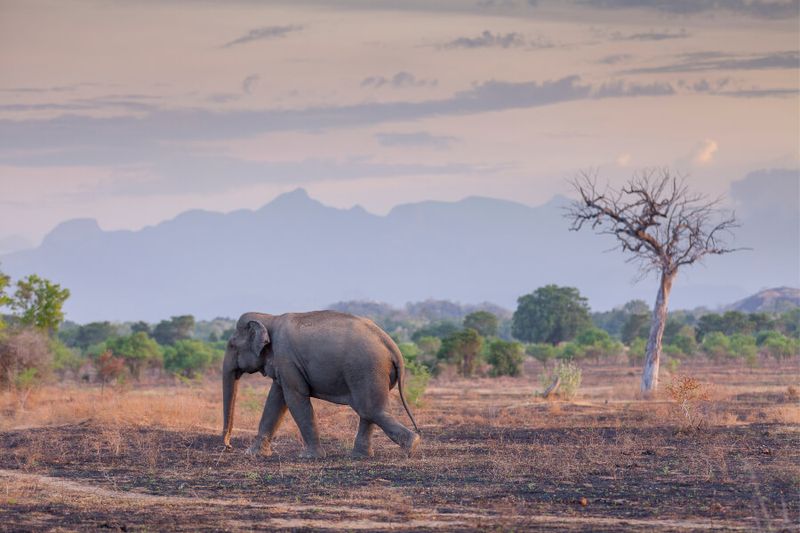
[628,338,647,365]
[557,342,584,361]
[404,360,430,408]
[539,361,582,400]
[437,328,484,377]
[163,339,223,377]
[672,325,697,357]
[758,332,798,361]
[526,343,557,367]
[701,331,731,360]
[729,334,757,360]
[50,338,84,375]
[415,336,442,373]
[575,327,624,362]
[487,339,525,377]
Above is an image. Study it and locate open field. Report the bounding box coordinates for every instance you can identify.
[1,360,798,532]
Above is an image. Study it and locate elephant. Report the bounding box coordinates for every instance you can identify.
[222,310,421,458]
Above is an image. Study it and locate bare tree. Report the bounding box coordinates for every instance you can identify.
[567,168,739,394]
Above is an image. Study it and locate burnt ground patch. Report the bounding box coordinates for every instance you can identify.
[1,412,797,531]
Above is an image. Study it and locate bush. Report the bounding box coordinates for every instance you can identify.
[665,375,710,430]
[526,343,557,367]
[672,325,698,357]
[50,337,84,375]
[729,334,757,361]
[627,338,647,366]
[539,361,582,400]
[163,339,223,377]
[404,360,430,408]
[557,342,584,362]
[701,331,731,361]
[105,332,163,379]
[95,349,127,390]
[758,331,798,361]
[575,327,623,362]
[486,339,524,377]
[0,328,52,389]
[437,328,484,377]
[415,336,442,373]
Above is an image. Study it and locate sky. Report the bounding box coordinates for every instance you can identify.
[0,0,798,251]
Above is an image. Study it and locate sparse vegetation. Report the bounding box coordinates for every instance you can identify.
[540,361,582,400]
[2,359,795,531]
[665,375,711,430]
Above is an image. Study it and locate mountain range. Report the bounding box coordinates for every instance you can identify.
[1,169,797,323]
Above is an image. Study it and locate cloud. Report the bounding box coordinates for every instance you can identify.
[693,139,718,164]
[593,80,675,97]
[682,77,799,98]
[440,30,553,50]
[598,54,633,65]
[442,30,526,49]
[719,88,799,98]
[578,0,800,19]
[622,51,799,74]
[0,83,101,94]
[0,94,160,113]
[1,75,680,159]
[242,74,261,95]
[221,25,302,48]
[375,131,457,149]
[611,28,689,41]
[361,71,437,89]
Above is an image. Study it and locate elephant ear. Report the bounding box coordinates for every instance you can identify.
[248,320,270,356]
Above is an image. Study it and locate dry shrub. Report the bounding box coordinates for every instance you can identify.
[0,328,52,389]
[665,375,711,430]
[787,386,799,402]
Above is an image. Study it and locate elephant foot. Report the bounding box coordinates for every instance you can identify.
[351,446,373,458]
[403,433,421,458]
[245,440,273,457]
[299,447,326,459]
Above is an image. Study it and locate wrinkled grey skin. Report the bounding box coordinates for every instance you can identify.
[222,310,420,459]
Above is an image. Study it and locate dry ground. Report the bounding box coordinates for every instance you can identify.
[0,360,798,532]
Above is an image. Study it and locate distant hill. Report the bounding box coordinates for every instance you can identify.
[726,287,800,313]
[1,169,797,322]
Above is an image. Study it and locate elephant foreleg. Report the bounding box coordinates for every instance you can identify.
[246,382,287,456]
[352,418,375,457]
[283,389,325,458]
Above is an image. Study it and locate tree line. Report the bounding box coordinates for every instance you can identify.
[1,263,798,397]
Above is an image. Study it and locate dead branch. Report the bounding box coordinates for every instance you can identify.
[567,168,741,276]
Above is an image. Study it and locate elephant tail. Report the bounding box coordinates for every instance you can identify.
[392,356,421,435]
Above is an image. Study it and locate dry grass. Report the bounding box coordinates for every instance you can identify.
[1,360,798,531]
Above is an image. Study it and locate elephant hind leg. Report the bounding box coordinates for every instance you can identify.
[352,418,375,457]
[369,411,419,457]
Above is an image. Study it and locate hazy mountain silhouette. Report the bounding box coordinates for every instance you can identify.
[1,170,797,322]
[725,287,800,313]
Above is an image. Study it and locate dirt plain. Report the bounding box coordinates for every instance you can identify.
[0,360,798,532]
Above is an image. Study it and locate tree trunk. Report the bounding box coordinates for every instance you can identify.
[641,270,675,395]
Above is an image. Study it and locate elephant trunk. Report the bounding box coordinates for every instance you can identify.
[222,350,240,449]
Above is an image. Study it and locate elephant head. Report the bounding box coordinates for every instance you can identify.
[222,317,270,448]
